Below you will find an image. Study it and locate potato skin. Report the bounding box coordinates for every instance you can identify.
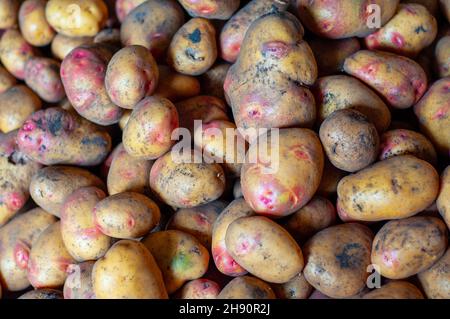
[362,281,424,299]
[45,0,108,37]
[19,0,55,47]
[225,216,304,284]
[61,187,111,262]
[51,34,93,60]
[120,0,185,59]
[115,0,146,22]
[372,216,447,279]
[317,159,347,198]
[319,109,380,172]
[0,65,16,94]
[418,248,450,299]
[217,276,275,299]
[123,96,179,160]
[0,0,20,29]
[200,63,230,100]
[303,223,374,299]
[154,65,201,102]
[0,29,36,80]
[61,44,123,126]
[29,166,105,217]
[0,85,42,134]
[178,278,220,299]
[179,0,240,20]
[17,107,111,166]
[337,155,439,221]
[241,128,324,217]
[413,77,450,156]
[93,240,168,299]
[63,261,96,299]
[94,28,121,46]
[272,272,313,299]
[435,36,450,78]
[19,289,64,299]
[143,230,209,294]
[437,166,450,229]
[105,45,159,109]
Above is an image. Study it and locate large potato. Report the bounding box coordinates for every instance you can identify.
[362,281,424,299]
[0,29,36,80]
[178,0,240,20]
[51,34,93,60]
[63,261,96,299]
[0,0,20,29]
[0,65,16,94]
[418,248,450,299]
[19,0,56,47]
[217,276,275,299]
[437,166,450,229]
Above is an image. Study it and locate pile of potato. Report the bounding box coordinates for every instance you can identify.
[0,0,449,300]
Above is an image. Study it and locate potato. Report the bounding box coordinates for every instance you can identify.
[154,65,201,102]
[19,0,56,47]
[403,0,439,14]
[51,34,93,60]
[0,85,42,134]
[295,0,400,39]
[319,109,380,172]
[220,0,289,63]
[309,38,360,76]
[120,0,184,59]
[168,18,217,76]
[272,272,313,299]
[178,279,220,299]
[418,248,450,299]
[233,179,242,198]
[200,63,230,100]
[63,261,96,299]
[93,239,168,299]
[123,96,179,160]
[167,200,227,249]
[285,196,336,243]
[27,222,76,288]
[29,165,105,217]
[143,230,209,294]
[371,216,448,279]
[105,45,159,109]
[365,4,437,57]
[435,36,450,78]
[362,281,424,299]
[344,50,428,109]
[118,109,132,131]
[17,107,111,166]
[317,159,347,198]
[45,0,108,37]
[309,290,332,299]
[437,166,450,229]
[241,128,324,217]
[0,1,20,29]
[115,0,146,22]
[179,0,240,20]
[61,44,123,126]
[94,28,121,46]
[0,29,36,80]
[413,77,450,156]
[217,276,275,299]
[94,192,161,239]
[440,0,450,22]
[0,208,56,291]
[303,223,374,299]
[225,216,303,283]
[337,155,439,221]
[19,289,64,299]
[313,75,391,133]
[0,131,42,226]
[224,12,317,138]
[379,129,437,165]
[0,66,16,94]
[150,151,226,208]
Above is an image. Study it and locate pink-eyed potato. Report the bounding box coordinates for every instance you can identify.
[0,29,36,80]
[437,166,450,229]
[362,281,424,299]
[115,0,146,22]
[51,34,93,60]
[178,0,240,20]
[272,272,313,299]
[435,35,450,78]
[19,289,64,299]
[63,261,96,299]
[92,239,168,299]
[317,159,347,198]
[177,278,220,299]
[19,0,56,47]
[217,276,275,299]
[0,0,20,29]
[418,247,450,299]
[0,65,16,94]
[154,65,201,102]
[200,63,230,100]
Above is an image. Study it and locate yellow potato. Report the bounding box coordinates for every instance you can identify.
[177,278,220,299]
[19,0,56,47]
[217,276,275,299]
[435,35,450,78]
[0,0,20,29]
[362,281,424,299]
[51,33,93,60]
[418,248,450,299]
[272,272,313,299]
[437,166,450,229]
[0,29,36,80]
[18,289,64,299]
[0,65,17,94]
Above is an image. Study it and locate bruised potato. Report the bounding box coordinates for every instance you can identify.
[0,29,36,80]
[51,34,93,60]
[418,248,450,299]
[437,166,450,229]
[362,281,424,299]
[19,0,56,47]
[178,0,240,20]
[63,261,96,299]
[217,276,275,299]
[178,279,220,299]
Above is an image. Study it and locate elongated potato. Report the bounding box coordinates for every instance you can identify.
[272,272,313,299]
[437,166,450,229]
[178,278,220,299]
[0,0,20,29]
[19,0,55,47]
[0,66,16,94]
[217,276,275,299]
[418,248,450,299]
[154,65,201,102]
[362,281,424,299]
[0,29,36,80]
[179,0,240,20]
[63,261,96,299]
[51,34,93,60]
[337,155,439,221]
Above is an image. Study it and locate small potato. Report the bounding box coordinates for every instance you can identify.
[241,128,324,217]
[344,50,427,109]
[365,4,437,57]
[61,187,111,261]
[272,272,313,299]
[217,276,275,299]
[123,96,179,160]
[200,63,230,100]
[168,18,217,76]
[317,159,347,198]
[0,29,36,80]
[150,151,226,208]
[418,248,450,299]
[435,36,450,78]
[285,196,336,243]
[154,65,201,102]
[51,34,93,60]
[45,0,108,37]
[303,223,374,299]
[178,279,220,299]
[0,65,16,94]
[19,0,56,47]
[371,216,448,279]
[313,75,391,133]
[27,222,77,288]
[19,289,64,299]
[379,129,437,165]
[120,0,185,59]
[413,77,450,156]
[337,155,439,221]
[94,192,161,239]
[0,208,57,291]
[179,0,240,20]
[362,281,424,299]
[437,166,450,229]
[143,230,209,294]
[105,45,159,109]
[0,0,19,29]
[93,28,121,46]
[167,200,227,248]
[225,216,304,283]
[0,85,42,134]
[29,165,105,217]
[63,261,96,299]
[61,44,123,126]
[115,0,146,22]
[17,107,111,166]
[93,240,168,299]
[319,109,380,172]
[24,57,65,103]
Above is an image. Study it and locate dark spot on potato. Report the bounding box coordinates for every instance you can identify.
[48,113,63,136]
[415,25,427,34]
[185,48,205,61]
[81,136,108,147]
[391,178,401,194]
[189,246,201,255]
[335,243,363,269]
[188,28,201,43]
[133,11,146,24]
[252,286,268,299]
[323,92,335,104]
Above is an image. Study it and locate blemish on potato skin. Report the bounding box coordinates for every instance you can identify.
[188,28,201,43]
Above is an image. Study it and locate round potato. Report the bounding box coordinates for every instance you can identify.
[362,281,424,299]
[63,261,96,299]
[0,29,36,80]
[0,65,16,94]
[19,289,64,299]
[0,0,20,29]
[51,33,93,60]
[435,35,450,78]
[371,216,448,279]
[115,0,146,22]
[19,0,56,47]
[418,248,450,299]
[178,279,220,299]
[217,276,275,299]
[272,272,313,299]
[437,166,450,229]
[200,63,230,100]
[303,223,374,299]
[179,0,239,20]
